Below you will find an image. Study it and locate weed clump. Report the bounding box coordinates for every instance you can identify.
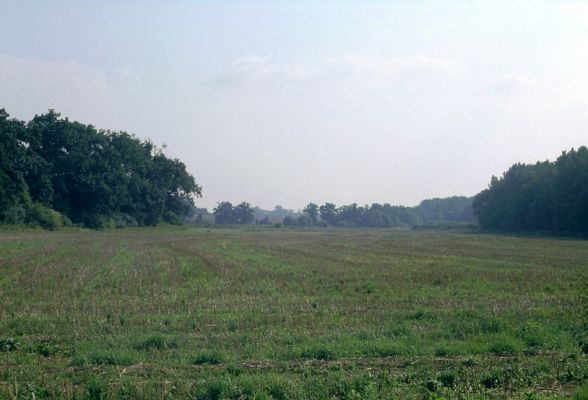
[193,351,225,365]
[488,339,520,356]
[196,380,228,400]
[434,347,449,357]
[85,378,108,400]
[134,335,177,351]
[91,353,133,365]
[299,346,336,361]
[437,370,457,387]
[0,337,20,352]
[480,369,506,389]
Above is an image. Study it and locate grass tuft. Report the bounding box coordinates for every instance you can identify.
[134,335,177,351]
[193,351,225,365]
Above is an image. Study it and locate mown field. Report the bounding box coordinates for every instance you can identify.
[0,227,587,399]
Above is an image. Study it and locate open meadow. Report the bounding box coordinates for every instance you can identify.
[0,227,587,399]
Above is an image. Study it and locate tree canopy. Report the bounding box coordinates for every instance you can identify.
[0,109,201,229]
[473,147,588,232]
[213,202,254,224]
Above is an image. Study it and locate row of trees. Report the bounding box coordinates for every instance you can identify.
[288,198,475,228]
[0,109,201,229]
[208,197,475,228]
[473,147,588,232]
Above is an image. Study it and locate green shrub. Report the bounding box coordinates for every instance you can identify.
[1,204,26,224]
[111,213,138,228]
[25,203,64,230]
[163,211,182,225]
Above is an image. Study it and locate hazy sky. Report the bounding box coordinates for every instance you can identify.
[1,1,587,210]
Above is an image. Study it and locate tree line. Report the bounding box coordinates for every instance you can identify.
[4,109,585,233]
[0,109,201,229]
[473,146,588,232]
[211,197,476,228]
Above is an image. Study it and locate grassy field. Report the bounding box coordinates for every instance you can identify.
[0,227,587,399]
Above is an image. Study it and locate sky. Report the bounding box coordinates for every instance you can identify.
[1,1,587,210]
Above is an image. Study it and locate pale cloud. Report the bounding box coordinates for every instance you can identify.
[477,76,537,96]
[0,54,148,129]
[0,54,110,96]
[205,55,321,86]
[0,54,113,119]
[205,54,460,87]
[325,54,461,79]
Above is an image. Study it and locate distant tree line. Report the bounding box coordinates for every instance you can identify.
[473,146,588,232]
[282,197,475,228]
[0,109,201,229]
[203,197,475,228]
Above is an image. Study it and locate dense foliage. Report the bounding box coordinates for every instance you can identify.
[282,197,475,228]
[212,201,255,224]
[473,147,588,232]
[0,109,201,229]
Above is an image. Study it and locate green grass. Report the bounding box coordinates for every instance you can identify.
[0,226,587,399]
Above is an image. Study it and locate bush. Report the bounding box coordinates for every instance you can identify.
[25,203,64,230]
[163,211,182,225]
[81,213,111,229]
[1,203,26,224]
[111,213,138,228]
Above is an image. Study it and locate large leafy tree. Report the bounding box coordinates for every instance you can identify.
[473,147,588,232]
[213,202,254,224]
[0,109,202,228]
[319,203,338,225]
[213,202,236,224]
[0,109,29,221]
[235,202,254,224]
